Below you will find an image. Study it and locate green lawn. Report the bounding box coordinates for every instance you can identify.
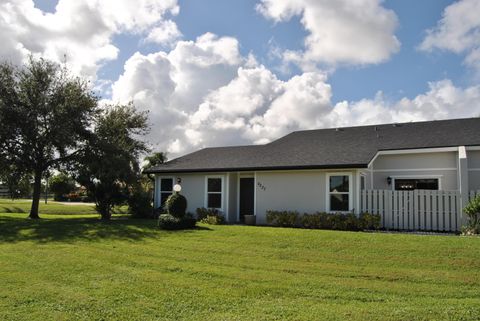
[0,212,479,320]
[0,198,127,215]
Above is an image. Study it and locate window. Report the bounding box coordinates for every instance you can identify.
[328,174,351,212]
[394,178,439,191]
[360,175,366,190]
[206,177,223,209]
[160,178,173,207]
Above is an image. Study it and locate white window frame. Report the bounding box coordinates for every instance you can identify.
[205,175,224,211]
[360,173,367,190]
[326,172,353,213]
[390,175,443,191]
[159,176,174,207]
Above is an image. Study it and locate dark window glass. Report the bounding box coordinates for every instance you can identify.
[160,192,171,207]
[330,194,349,211]
[161,178,173,191]
[360,176,366,190]
[207,193,221,208]
[330,176,349,192]
[208,178,222,192]
[394,179,438,191]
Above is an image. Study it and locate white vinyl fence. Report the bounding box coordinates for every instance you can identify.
[361,190,480,232]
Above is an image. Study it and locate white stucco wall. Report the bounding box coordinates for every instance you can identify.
[370,151,459,190]
[227,173,238,222]
[255,170,359,225]
[468,150,480,191]
[155,173,214,215]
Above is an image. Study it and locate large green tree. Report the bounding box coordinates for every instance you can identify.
[73,104,149,220]
[0,58,98,218]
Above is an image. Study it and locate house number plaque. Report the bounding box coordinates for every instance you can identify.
[257,182,266,191]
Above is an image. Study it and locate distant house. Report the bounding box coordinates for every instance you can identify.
[145,118,480,231]
[0,184,8,198]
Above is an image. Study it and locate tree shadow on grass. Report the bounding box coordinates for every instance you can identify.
[0,206,26,213]
[0,216,211,243]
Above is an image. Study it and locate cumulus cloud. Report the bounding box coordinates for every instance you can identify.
[420,0,480,72]
[111,33,246,154]
[0,0,180,78]
[110,31,480,158]
[257,0,400,69]
[328,80,480,127]
[145,20,182,46]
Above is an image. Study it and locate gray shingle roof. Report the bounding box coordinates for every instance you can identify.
[145,117,480,173]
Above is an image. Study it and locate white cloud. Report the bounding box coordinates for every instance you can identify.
[257,0,400,69]
[0,0,180,79]
[111,33,247,154]
[329,80,480,127]
[111,31,480,158]
[145,20,182,45]
[420,0,480,72]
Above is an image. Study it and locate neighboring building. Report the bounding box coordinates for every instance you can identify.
[145,118,480,231]
[0,184,8,198]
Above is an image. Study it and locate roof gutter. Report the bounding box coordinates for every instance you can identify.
[143,163,368,174]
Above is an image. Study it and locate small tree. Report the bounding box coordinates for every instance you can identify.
[143,152,167,171]
[140,152,167,194]
[464,195,480,234]
[0,57,97,218]
[165,193,187,218]
[49,173,76,201]
[73,103,149,220]
[158,192,195,230]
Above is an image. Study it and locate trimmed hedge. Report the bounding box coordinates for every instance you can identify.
[196,207,225,225]
[267,210,381,231]
[266,210,299,227]
[158,213,196,230]
[165,193,187,218]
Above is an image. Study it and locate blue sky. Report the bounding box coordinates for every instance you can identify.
[7,0,480,155]
[32,0,470,102]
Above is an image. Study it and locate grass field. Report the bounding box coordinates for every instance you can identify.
[0,207,479,320]
[0,198,127,215]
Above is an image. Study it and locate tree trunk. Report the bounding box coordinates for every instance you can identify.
[97,200,111,221]
[29,169,42,219]
[101,208,111,221]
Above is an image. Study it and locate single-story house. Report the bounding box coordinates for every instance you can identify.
[145,117,480,229]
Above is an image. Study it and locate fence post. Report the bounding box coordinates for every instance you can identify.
[458,146,469,228]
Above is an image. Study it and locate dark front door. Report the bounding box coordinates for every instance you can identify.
[239,177,254,221]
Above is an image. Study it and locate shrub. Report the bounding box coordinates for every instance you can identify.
[344,213,361,231]
[165,193,187,218]
[158,213,196,230]
[327,213,348,230]
[301,212,328,229]
[300,212,381,231]
[359,212,381,230]
[266,210,299,227]
[463,195,480,234]
[196,207,225,225]
[128,189,153,219]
